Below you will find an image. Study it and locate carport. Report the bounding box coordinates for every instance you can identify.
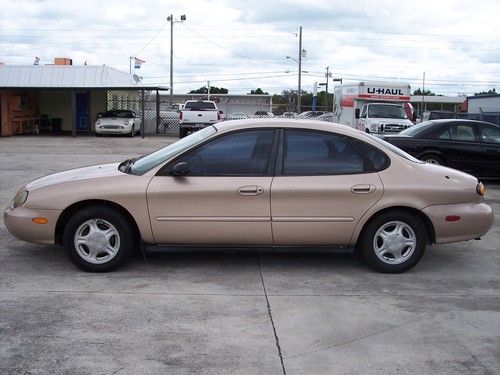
[0,64,167,137]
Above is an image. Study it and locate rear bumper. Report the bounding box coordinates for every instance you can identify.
[4,206,61,244]
[423,202,494,244]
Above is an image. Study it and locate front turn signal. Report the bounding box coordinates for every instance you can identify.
[32,218,48,224]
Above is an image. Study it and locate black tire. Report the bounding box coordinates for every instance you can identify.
[63,206,134,272]
[95,133,101,137]
[179,128,188,138]
[358,210,427,273]
[420,154,444,165]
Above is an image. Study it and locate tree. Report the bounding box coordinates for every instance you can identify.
[248,88,269,95]
[473,88,497,96]
[412,88,436,96]
[188,86,228,94]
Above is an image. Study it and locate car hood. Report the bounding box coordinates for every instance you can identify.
[383,134,413,141]
[26,162,122,191]
[371,118,412,124]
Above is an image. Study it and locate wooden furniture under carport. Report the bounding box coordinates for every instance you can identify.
[11,115,40,134]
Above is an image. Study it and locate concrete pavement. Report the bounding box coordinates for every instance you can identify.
[0,136,498,374]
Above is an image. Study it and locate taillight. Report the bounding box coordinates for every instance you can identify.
[476,182,485,196]
[217,112,221,121]
[179,111,183,120]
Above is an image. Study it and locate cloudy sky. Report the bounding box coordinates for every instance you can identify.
[1,0,499,96]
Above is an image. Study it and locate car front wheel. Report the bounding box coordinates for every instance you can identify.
[63,206,134,272]
[358,211,427,273]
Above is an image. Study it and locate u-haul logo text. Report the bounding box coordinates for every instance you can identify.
[367,87,405,95]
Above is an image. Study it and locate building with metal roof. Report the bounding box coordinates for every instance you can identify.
[0,63,167,137]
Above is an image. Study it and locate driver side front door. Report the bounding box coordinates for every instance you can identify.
[147,129,277,245]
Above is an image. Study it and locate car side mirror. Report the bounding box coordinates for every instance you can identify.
[219,110,223,114]
[355,108,360,119]
[97,113,102,118]
[171,162,189,176]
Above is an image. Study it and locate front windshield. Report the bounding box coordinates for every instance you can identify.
[399,120,436,136]
[130,126,217,175]
[368,104,406,119]
[363,133,424,164]
[103,110,132,118]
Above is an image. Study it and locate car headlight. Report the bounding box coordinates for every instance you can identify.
[96,119,101,125]
[12,190,28,208]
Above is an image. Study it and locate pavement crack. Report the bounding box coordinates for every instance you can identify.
[258,254,286,375]
[289,316,422,359]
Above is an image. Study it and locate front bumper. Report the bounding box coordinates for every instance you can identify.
[95,123,133,134]
[423,202,494,244]
[4,206,61,244]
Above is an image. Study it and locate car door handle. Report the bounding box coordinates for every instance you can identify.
[351,184,376,194]
[238,185,264,196]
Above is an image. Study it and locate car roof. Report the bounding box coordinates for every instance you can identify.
[430,119,498,125]
[214,118,364,138]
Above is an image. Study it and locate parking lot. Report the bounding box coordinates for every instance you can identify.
[0,135,499,374]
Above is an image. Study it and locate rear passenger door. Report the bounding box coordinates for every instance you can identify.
[477,122,500,177]
[434,122,483,175]
[270,129,384,246]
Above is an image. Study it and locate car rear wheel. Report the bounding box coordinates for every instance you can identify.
[358,211,427,273]
[179,128,188,138]
[63,206,134,272]
[421,154,444,165]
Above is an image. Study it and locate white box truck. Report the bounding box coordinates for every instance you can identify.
[333,82,414,134]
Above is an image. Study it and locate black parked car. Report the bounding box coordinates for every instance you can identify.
[384,120,500,179]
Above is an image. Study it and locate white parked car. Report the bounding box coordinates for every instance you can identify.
[95,110,141,137]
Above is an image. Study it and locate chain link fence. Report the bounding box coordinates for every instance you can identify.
[107,90,180,136]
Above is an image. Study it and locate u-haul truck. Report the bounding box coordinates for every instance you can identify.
[333,82,414,134]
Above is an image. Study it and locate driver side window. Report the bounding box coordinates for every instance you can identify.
[176,130,274,176]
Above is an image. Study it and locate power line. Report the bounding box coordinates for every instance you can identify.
[143,70,292,79]
[134,21,167,56]
[180,23,259,61]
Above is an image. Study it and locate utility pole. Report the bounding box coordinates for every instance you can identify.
[422,72,425,117]
[297,26,302,113]
[169,14,173,105]
[167,14,186,105]
[325,66,330,111]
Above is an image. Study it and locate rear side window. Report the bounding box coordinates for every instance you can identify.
[479,123,500,144]
[283,130,365,175]
[357,141,389,171]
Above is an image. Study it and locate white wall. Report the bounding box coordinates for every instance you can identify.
[468,96,500,113]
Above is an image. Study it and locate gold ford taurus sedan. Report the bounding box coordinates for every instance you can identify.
[4,119,494,273]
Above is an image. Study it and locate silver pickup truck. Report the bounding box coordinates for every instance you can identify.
[179,100,221,138]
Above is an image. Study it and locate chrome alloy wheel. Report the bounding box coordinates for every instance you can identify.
[373,221,417,265]
[74,219,120,264]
